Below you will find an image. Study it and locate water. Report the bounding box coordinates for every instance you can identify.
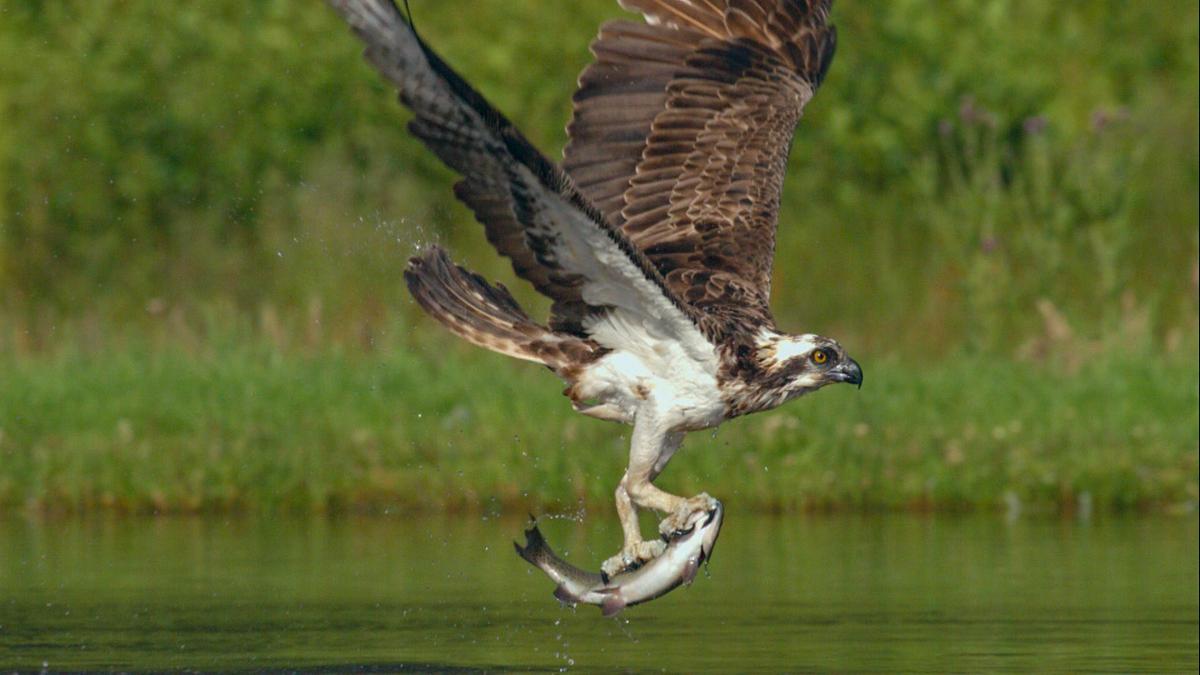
[1,513,1196,672]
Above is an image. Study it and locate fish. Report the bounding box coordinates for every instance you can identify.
[514,501,723,616]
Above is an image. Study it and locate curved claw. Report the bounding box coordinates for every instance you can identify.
[658,492,719,539]
[601,539,666,581]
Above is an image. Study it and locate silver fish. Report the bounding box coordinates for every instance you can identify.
[514,502,723,616]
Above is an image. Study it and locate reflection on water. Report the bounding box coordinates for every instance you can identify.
[1,512,1196,672]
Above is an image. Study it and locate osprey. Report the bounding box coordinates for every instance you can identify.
[331,0,861,577]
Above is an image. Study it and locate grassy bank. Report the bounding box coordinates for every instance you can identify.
[2,331,1195,515]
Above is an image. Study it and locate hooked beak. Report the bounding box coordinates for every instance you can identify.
[829,358,863,389]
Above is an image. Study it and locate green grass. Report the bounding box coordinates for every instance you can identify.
[2,334,1194,515]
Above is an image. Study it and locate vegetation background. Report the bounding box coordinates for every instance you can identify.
[0,0,1196,514]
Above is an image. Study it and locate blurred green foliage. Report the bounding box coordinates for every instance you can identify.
[0,325,1195,514]
[1,0,1196,355]
[0,1,1197,515]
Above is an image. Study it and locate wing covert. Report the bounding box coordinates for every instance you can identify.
[564,0,836,338]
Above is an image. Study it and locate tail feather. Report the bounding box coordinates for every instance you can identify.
[404,246,601,369]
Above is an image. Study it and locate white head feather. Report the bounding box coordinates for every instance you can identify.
[756,330,821,367]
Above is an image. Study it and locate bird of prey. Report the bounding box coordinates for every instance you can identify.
[330,0,861,577]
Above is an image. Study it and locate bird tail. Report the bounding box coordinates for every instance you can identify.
[404,246,601,370]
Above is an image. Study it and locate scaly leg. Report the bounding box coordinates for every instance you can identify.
[601,409,713,578]
[646,429,716,539]
[600,481,666,579]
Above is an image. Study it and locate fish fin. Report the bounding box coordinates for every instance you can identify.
[600,593,626,618]
[553,584,580,606]
[680,557,701,586]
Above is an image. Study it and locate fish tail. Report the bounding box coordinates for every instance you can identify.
[513,523,548,566]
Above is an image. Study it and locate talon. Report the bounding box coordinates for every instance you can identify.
[601,539,666,579]
[659,492,719,539]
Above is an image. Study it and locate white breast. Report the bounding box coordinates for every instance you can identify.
[574,315,726,431]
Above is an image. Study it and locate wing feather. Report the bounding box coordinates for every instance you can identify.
[564,0,836,339]
[330,0,717,353]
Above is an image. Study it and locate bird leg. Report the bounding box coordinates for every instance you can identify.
[601,414,713,578]
[642,426,717,539]
[601,481,667,579]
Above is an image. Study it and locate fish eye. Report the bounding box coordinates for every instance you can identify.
[812,349,829,365]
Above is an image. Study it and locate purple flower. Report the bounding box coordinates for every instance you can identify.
[959,96,978,124]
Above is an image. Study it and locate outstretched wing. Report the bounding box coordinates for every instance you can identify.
[330,0,717,362]
[564,0,836,339]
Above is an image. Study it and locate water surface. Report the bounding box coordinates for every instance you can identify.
[1,513,1196,672]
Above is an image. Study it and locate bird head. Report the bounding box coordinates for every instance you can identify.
[755,330,863,402]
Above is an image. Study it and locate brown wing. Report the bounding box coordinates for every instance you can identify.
[335,0,604,335]
[564,0,836,338]
[330,0,714,350]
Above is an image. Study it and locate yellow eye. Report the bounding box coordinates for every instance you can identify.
[812,350,828,365]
